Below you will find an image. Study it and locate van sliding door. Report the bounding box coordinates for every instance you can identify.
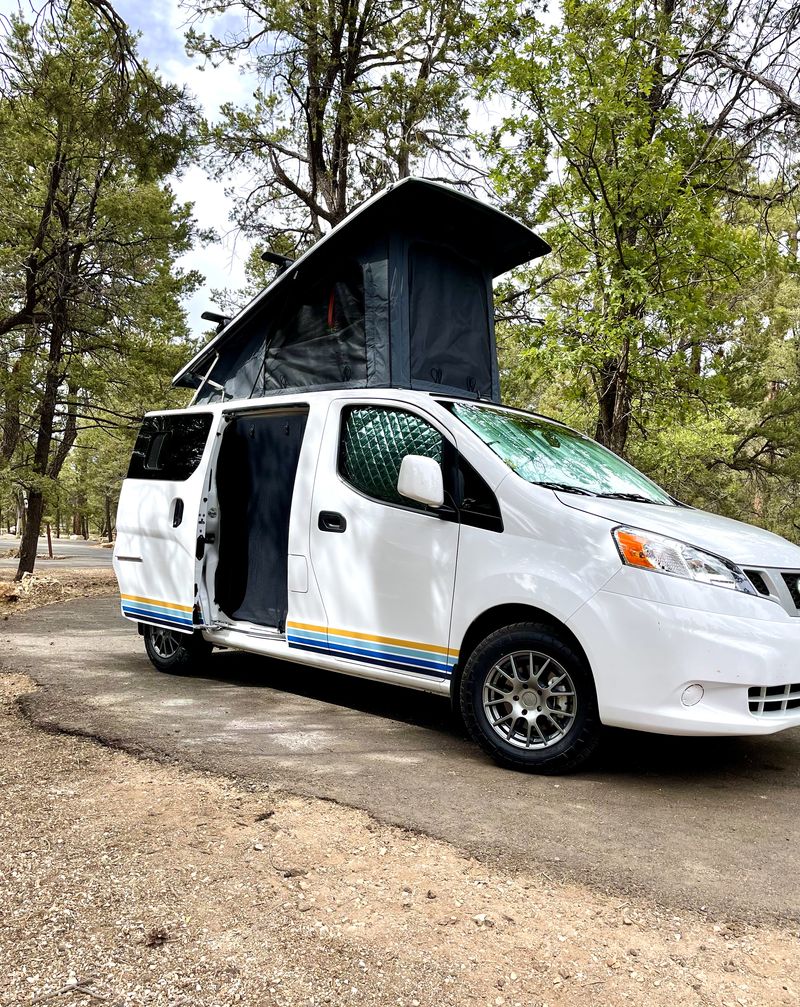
[214,409,309,630]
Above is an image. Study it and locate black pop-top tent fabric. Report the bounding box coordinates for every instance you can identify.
[174,177,550,404]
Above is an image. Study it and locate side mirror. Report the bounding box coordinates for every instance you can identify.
[397,455,444,508]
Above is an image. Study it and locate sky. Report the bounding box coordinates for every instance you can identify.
[113,0,257,334]
[1,0,257,335]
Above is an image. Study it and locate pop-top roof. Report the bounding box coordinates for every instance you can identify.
[173,177,550,390]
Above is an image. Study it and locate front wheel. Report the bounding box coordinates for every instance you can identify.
[142,624,212,674]
[459,622,601,774]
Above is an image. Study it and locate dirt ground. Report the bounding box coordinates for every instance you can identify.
[0,568,117,614]
[2,581,800,1006]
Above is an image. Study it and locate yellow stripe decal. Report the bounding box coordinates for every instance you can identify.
[121,593,193,613]
[287,620,459,658]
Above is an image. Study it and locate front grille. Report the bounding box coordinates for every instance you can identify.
[749,684,800,716]
[781,573,800,609]
[745,570,770,596]
[738,568,800,616]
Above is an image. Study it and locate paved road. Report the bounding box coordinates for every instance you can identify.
[0,535,113,569]
[4,597,799,923]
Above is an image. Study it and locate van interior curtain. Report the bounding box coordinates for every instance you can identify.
[215,411,308,628]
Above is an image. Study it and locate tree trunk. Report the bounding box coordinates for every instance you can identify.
[17,491,26,538]
[14,315,65,580]
[105,494,113,542]
[594,356,631,455]
[17,490,44,577]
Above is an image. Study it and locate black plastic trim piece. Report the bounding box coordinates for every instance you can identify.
[319,511,347,533]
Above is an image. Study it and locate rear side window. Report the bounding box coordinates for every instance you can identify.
[339,406,443,509]
[127,413,213,481]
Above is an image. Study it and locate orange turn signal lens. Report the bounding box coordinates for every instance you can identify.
[613,529,655,569]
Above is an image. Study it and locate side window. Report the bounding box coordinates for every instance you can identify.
[339,406,443,509]
[127,413,213,481]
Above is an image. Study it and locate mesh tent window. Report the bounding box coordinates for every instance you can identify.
[197,259,367,401]
[263,259,367,393]
[408,243,492,397]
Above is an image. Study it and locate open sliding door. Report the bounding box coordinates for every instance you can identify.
[214,408,309,631]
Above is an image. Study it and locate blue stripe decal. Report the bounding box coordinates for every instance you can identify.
[291,631,457,668]
[328,634,455,666]
[326,639,452,673]
[288,636,450,679]
[124,600,192,620]
[290,634,450,671]
[122,602,192,622]
[291,627,328,644]
[122,605,193,629]
[287,633,453,677]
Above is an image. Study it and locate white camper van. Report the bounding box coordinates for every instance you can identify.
[114,180,800,773]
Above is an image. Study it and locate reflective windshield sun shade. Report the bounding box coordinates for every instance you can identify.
[450,403,674,504]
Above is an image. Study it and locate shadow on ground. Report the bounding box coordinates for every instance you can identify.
[5,596,799,922]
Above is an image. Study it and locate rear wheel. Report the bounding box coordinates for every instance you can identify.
[143,624,212,674]
[459,622,601,774]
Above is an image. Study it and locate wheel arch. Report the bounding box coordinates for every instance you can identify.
[450,603,591,703]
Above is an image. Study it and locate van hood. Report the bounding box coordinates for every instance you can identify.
[555,494,800,569]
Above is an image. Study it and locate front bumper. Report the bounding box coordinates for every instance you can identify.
[568,577,800,736]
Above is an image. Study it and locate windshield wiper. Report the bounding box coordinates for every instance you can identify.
[531,481,596,496]
[595,491,660,504]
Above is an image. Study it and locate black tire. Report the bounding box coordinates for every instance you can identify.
[459,622,601,774]
[142,623,213,674]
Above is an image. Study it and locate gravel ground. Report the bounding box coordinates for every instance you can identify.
[2,664,799,1007]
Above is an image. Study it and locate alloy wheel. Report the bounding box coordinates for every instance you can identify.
[482,650,578,750]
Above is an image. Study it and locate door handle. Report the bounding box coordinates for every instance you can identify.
[318,510,347,533]
[172,498,184,527]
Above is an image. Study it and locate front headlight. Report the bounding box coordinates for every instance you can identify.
[612,526,756,595]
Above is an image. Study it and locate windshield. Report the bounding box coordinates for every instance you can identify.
[449,403,675,505]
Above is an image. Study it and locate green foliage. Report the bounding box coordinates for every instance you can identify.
[478,0,800,538]
[0,1,201,564]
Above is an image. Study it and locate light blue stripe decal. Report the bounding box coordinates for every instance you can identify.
[288,636,450,679]
[290,626,328,644]
[323,638,452,674]
[287,631,456,666]
[124,599,192,619]
[328,634,456,666]
[122,608,193,628]
[122,605,193,628]
[122,604,193,620]
[287,632,456,673]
